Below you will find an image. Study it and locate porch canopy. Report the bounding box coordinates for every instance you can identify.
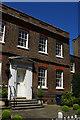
[9,56,36,64]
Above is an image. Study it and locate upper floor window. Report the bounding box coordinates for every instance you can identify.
[0,22,5,43]
[38,67,47,89]
[56,70,63,89]
[70,62,75,73]
[56,42,63,58]
[17,29,29,49]
[39,36,47,54]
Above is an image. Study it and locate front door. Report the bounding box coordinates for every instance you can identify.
[17,68,26,97]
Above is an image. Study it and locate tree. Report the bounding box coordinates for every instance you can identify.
[72,72,80,98]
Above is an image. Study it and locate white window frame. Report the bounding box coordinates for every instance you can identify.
[0,22,5,44]
[0,60,2,78]
[56,70,64,89]
[70,62,75,73]
[17,29,29,50]
[39,36,48,54]
[38,67,47,89]
[56,41,63,58]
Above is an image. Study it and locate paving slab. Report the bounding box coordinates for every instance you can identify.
[0,105,80,119]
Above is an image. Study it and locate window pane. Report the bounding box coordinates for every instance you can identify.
[56,70,63,88]
[39,36,47,53]
[0,23,5,42]
[38,67,46,87]
[18,29,28,48]
[56,42,62,57]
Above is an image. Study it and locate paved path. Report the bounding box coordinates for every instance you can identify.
[10,105,77,119]
[0,105,79,119]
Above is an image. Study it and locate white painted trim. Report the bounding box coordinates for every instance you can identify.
[0,60,2,79]
[38,86,48,89]
[56,42,63,58]
[56,70,64,89]
[17,45,29,50]
[39,51,48,55]
[56,87,64,90]
[38,68,47,88]
[70,62,75,73]
[18,29,29,49]
[0,22,6,43]
[39,36,48,54]
[56,55,64,59]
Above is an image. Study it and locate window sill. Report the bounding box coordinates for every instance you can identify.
[38,86,48,90]
[39,51,48,55]
[70,71,75,73]
[56,87,64,90]
[0,41,5,44]
[17,45,29,50]
[56,55,64,59]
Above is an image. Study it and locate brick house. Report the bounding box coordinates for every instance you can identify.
[0,3,79,104]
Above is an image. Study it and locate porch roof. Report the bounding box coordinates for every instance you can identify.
[9,56,36,64]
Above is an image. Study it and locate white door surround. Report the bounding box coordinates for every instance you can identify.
[8,57,33,100]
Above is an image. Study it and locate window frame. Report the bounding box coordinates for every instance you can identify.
[0,22,5,44]
[0,60,2,79]
[56,70,64,89]
[70,62,75,73]
[17,29,29,50]
[38,67,47,89]
[56,41,63,58]
[39,36,48,54]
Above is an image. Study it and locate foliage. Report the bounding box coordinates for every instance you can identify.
[61,91,78,107]
[76,108,80,115]
[13,115,23,120]
[2,82,7,98]
[72,72,80,98]
[62,105,69,112]
[77,97,80,105]
[2,110,11,120]
[0,89,2,98]
[73,104,80,110]
[37,85,44,98]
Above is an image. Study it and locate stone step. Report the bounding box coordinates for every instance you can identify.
[9,99,37,102]
[12,105,43,110]
[10,101,38,105]
[11,103,40,107]
[9,98,43,110]
[15,97,26,99]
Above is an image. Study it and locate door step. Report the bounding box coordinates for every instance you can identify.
[12,105,43,110]
[15,97,26,99]
[9,98,43,110]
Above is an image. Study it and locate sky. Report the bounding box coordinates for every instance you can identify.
[3,2,79,55]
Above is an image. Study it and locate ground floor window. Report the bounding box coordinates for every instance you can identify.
[56,70,63,89]
[70,62,75,73]
[38,67,47,88]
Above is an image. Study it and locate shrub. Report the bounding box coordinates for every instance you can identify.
[13,115,23,120]
[2,110,11,120]
[61,91,78,107]
[2,82,7,98]
[37,85,44,98]
[62,105,69,112]
[77,108,80,115]
[73,104,80,110]
[72,72,80,98]
[0,89,2,98]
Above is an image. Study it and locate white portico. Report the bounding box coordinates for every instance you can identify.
[8,56,35,100]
